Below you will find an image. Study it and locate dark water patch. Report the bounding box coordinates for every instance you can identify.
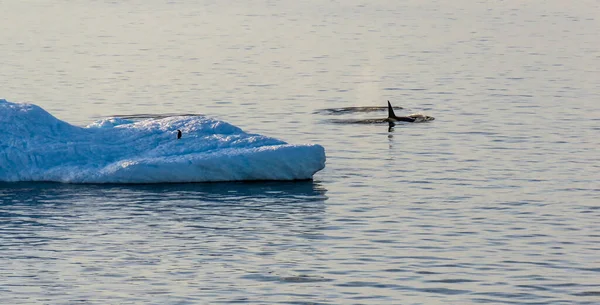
[280,275,333,283]
[501,260,556,268]
[338,281,471,295]
[419,287,470,295]
[408,180,433,184]
[336,281,401,289]
[427,278,479,284]
[383,87,427,91]
[241,273,333,283]
[516,284,555,292]
[377,256,451,264]
[347,295,389,301]
[247,83,276,88]
[547,282,586,288]
[381,268,410,273]
[470,298,555,305]
[576,267,600,273]
[427,91,455,95]
[442,231,479,236]
[572,291,600,297]
[489,94,535,98]
[471,291,552,300]
[284,301,335,305]
[371,239,398,244]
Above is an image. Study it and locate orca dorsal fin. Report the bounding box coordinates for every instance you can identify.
[387,100,397,119]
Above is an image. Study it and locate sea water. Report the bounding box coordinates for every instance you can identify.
[1,0,599,304]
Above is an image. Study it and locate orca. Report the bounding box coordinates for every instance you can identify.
[386,101,434,124]
[177,129,182,139]
[325,101,434,131]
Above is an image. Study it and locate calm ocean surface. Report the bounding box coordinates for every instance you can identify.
[1,0,599,304]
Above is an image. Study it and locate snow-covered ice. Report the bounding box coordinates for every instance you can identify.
[0,99,326,183]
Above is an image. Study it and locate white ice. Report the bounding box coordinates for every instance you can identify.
[0,99,325,183]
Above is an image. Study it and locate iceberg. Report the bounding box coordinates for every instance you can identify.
[0,99,325,183]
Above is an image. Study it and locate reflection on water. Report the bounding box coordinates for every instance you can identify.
[0,181,330,304]
[0,181,327,221]
[0,181,328,248]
